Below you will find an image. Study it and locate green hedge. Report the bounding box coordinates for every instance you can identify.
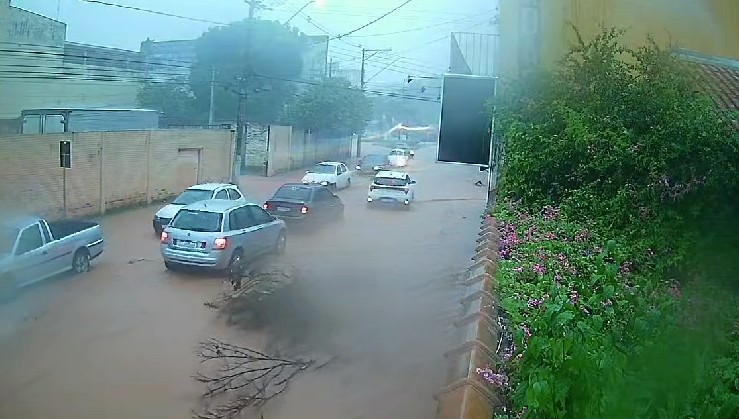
[485,28,739,419]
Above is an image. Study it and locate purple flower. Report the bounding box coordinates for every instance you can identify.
[522,324,532,339]
[532,264,547,275]
[554,274,563,284]
[527,298,543,309]
[570,290,580,305]
[475,367,509,388]
[619,261,633,275]
[542,205,560,221]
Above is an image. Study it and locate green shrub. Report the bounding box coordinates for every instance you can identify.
[489,27,739,418]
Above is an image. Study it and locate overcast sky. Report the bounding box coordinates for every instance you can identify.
[12,0,497,84]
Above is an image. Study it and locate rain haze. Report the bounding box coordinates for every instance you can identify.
[2,1,736,419]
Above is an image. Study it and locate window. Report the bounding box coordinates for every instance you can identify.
[170,210,223,232]
[172,189,212,205]
[246,206,274,225]
[227,188,243,200]
[22,115,41,134]
[315,188,334,201]
[337,164,346,174]
[44,114,65,133]
[232,206,258,229]
[214,189,229,200]
[40,221,52,243]
[373,176,408,187]
[15,224,43,255]
[273,185,312,201]
[228,209,246,231]
[307,164,337,174]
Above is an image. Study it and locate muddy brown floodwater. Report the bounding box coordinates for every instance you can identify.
[0,144,486,419]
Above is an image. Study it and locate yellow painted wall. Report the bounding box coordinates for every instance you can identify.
[499,0,739,79]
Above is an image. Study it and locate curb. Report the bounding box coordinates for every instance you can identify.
[434,214,505,419]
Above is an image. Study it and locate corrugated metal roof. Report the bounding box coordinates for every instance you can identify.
[676,49,739,127]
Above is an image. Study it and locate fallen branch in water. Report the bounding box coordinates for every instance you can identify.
[193,338,314,419]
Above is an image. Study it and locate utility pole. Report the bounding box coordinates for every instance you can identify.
[328,58,333,78]
[233,0,264,180]
[208,68,216,125]
[357,47,391,157]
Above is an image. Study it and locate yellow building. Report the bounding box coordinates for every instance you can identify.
[498,0,739,79]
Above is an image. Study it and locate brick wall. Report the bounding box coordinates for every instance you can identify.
[0,129,234,219]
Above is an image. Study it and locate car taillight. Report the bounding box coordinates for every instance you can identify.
[160,231,169,243]
[213,238,227,250]
[263,203,270,210]
[300,206,308,214]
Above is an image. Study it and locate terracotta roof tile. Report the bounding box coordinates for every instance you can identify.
[675,49,739,128]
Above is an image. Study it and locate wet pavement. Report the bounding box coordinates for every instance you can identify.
[0,144,487,419]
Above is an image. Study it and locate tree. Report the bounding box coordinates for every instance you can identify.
[136,80,201,123]
[190,19,305,124]
[281,78,372,137]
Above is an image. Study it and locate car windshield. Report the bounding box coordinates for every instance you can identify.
[0,227,19,254]
[374,177,408,187]
[170,210,223,232]
[307,164,336,174]
[172,189,213,205]
[389,150,406,156]
[362,155,388,166]
[273,185,313,201]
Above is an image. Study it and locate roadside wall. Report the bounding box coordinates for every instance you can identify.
[434,214,506,419]
[241,123,353,176]
[0,129,234,220]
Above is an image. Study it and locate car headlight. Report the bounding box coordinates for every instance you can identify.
[373,166,380,170]
[356,165,361,170]
[320,181,329,186]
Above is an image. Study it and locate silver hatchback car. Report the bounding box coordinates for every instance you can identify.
[160,199,287,272]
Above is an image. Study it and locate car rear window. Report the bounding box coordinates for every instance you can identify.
[273,185,312,201]
[172,189,212,205]
[170,210,223,232]
[373,177,407,187]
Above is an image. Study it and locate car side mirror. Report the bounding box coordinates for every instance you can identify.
[305,170,310,174]
[410,180,417,184]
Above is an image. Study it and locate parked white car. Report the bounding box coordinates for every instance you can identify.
[153,183,248,235]
[388,149,411,167]
[367,170,417,210]
[301,162,352,190]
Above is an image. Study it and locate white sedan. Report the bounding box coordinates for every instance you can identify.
[388,149,411,167]
[301,161,353,190]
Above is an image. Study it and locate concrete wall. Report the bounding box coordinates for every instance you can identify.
[241,124,353,176]
[498,0,739,79]
[0,129,234,219]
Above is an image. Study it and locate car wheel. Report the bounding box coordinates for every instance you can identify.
[164,261,179,271]
[0,274,17,304]
[274,232,287,255]
[72,249,91,274]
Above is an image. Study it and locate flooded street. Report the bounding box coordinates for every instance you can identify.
[0,144,486,419]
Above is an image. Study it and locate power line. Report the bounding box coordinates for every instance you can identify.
[78,0,228,25]
[344,10,496,38]
[335,0,415,39]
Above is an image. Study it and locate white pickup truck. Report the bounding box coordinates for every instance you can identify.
[1,216,105,300]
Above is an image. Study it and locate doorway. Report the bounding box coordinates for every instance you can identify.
[177,148,201,190]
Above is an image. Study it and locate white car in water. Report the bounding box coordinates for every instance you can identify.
[301,162,352,190]
[388,149,411,167]
[367,170,417,210]
[152,183,248,235]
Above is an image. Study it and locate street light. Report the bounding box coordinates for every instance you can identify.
[284,0,317,25]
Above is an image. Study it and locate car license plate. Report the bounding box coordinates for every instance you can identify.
[277,206,291,212]
[381,198,394,202]
[179,240,198,249]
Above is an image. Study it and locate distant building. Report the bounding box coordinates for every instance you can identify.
[140,38,197,81]
[0,1,140,131]
[330,61,362,87]
[138,34,328,83]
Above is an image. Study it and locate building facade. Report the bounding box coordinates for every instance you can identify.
[0,1,140,130]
